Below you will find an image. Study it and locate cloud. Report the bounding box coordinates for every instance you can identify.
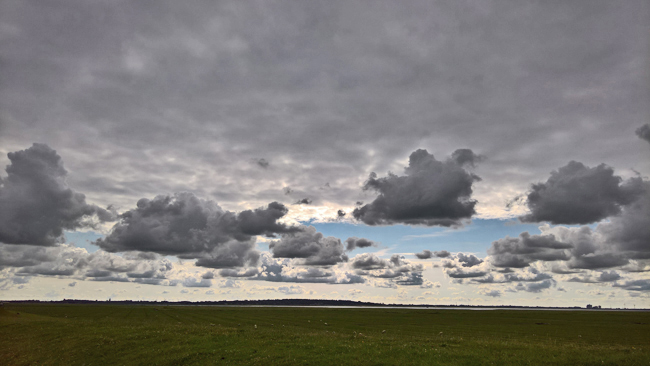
[352,149,481,227]
[269,226,347,265]
[489,178,649,272]
[636,124,650,144]
[219,268,260,278]
[456,253,483,267]
[567,270,621,283]
[613,279,650,292]
[218,279,240,288]
[350,253,388,270]
[254,254,364,284]
[519,161,645,225]
[183,277,212,288]
[441,253,490,279]
[256,158,270,169]
[277,285,304,295]
[512,279,554,293]
[337,210,346,218]
[0,144,114,246]
[415,250,433,259]
[96,194,298,267]
[344,237,376,251]
[351,254,425,286]
[480,289,501,297]
[488,232,573,268]
[294,198,312,205]
[451,149,485,168]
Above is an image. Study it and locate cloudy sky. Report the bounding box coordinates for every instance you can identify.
[1,0,649,307]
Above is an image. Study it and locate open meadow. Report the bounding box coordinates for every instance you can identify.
[1,303,649,365]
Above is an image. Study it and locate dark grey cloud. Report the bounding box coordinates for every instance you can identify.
[294,198,312,205]
[351,253,387,270]
[269,226,347,265]
[256,158,270,169]
[636,124,650,144]
[488,232,573,268]
[418,249,452,259]
[344,237,376,251]
[434,250,451,258]
[0,144,114,246]
[490,179,649,272]
[520,161,645,225]
[514,279,554,293]
[457,253,483,267]
[353,149,481,227]
[451,149,485,168]
[337,210,346,218]
[567,270,621,283]
[96,194,296,267]
[613,279,650,292]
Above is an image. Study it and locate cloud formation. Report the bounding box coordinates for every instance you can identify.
[269,226,347,265]
[344,237,376,251]
[636,124,650,144]
[0,144,114,246]
[353,149,481,227]
[96,194,297,268]
[519,161,644,225]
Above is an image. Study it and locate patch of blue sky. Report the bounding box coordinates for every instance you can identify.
[64,231,104,253]
[308,219,551,258]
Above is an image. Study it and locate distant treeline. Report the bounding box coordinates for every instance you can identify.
[2,299,631,310]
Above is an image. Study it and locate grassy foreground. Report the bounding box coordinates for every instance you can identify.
[1,303,649,365]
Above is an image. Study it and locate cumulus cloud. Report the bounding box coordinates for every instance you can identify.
[415,250,433,259]
[269,226,347,265]
[613,279,650,292]
[441,253,490,279]
[254,254,363,284]
[513,279,554,293]
[519,161,645,225]
[96,194,297,268]
[0,242,174,285]
[350,254,425,286]
[488,232,573,268]
[344,237,376,251]
[636,124,650,144]
[0,144,115,246]
[488,179,650,273]
[480,289,501,297]
[352,149,481,227]
[417,249,452,259]
[294,198,312,205]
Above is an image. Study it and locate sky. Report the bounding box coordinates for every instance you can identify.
[1,0,649,307]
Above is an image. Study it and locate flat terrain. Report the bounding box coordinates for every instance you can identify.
[1,303,649,365]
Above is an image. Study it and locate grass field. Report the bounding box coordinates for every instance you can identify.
[1,303,649,365]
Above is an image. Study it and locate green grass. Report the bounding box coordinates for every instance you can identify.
[1,303,649,365]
